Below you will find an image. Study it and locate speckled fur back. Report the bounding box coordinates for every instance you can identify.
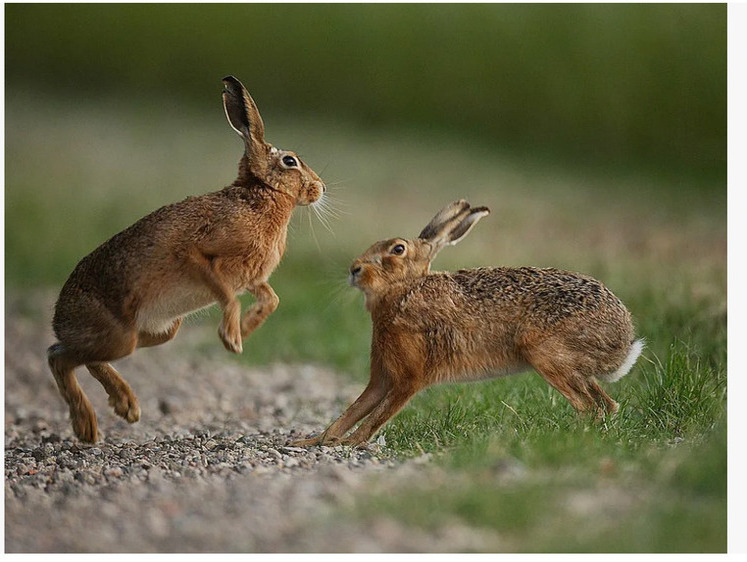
[451,266,631,328]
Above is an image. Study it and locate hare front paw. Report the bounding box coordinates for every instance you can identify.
[218,318,243,354]
[219,301,243,353]
[289,432,341,447]
[289,435,323,447]
[240,305,272,338]
[336,436,371,449]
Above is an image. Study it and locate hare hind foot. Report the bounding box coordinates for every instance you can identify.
[70,398,99,443]
[86,363,141,424]
[108,393,141,423]
[289,433,370,449]
[49,345,99,442]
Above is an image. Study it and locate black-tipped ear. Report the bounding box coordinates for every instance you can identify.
[222,76,250,138]
[221,75,266,147]
[446,206,490,245]
[418,200,471,241]
[418,200,490,259]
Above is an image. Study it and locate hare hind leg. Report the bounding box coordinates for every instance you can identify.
[524,337,619,417]
[90,318,184,424]
[586,377,619,415]
[533,360,618,417]
[86,363,140,423]
[137,317,182,348]
[49,304,139,441]
[48,343,99,443]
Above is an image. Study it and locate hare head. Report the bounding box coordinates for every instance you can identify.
[222,75,325,205]
[349,200,490,304]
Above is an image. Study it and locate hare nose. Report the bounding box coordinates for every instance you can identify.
[350,265,362,276]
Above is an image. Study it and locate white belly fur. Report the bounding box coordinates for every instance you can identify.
[135,284,226,335]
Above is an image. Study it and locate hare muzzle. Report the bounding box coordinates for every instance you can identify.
[349,264,363,286]
[304,180,326,206]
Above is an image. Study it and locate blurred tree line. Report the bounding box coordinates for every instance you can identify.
[6,3,725,176]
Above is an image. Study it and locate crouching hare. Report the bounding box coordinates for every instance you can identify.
[48,76,326,442]
[293,200,643,448]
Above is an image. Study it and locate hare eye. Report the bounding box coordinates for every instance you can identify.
[391,244,406,255]
[282,155,298,168]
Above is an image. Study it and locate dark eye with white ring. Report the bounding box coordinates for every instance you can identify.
[282,155,298,168]
[391,243,406,255]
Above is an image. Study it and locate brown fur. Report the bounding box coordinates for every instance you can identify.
[292,200,642,448]
[48,76,326,442]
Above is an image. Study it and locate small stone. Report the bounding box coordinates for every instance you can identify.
[104,466,123,479]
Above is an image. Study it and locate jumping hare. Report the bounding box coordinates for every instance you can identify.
[293,200,643,447]
[48,76,326,442]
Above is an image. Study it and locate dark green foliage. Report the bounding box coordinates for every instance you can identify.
[5,3,725,174]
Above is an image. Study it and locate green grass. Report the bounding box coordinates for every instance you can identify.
[355,420,727,552]
[346,340,726,552]
[5,95,726,552]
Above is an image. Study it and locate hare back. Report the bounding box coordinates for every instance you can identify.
[380,266,635,383]
[393,267,631,328]
[449,267,628,320]
[54,187,293,332]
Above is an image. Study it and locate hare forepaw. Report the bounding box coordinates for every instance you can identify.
[336,436,371,449]
[289,432,341,448]
[289,435,323,447]
[240,305,271,338]
[218,318,243,354]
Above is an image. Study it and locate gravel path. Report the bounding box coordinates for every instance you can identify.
[4,293,497,552]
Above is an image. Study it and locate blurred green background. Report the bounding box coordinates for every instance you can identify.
[6,3,725,175]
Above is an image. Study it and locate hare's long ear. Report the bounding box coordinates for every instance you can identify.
[418,200,490,258]
[446,205,490,245]
[222,75,266,158]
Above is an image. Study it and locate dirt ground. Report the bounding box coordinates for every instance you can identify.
[4,292,499,552]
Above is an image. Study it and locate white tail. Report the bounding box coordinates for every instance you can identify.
[599,339,645,383]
